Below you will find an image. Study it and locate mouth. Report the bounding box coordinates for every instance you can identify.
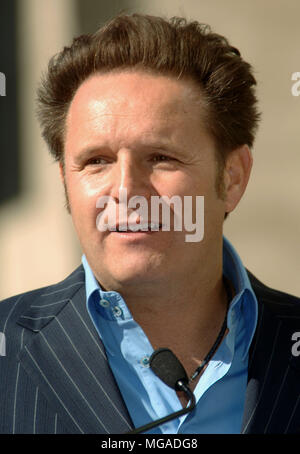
[115,222,162,232]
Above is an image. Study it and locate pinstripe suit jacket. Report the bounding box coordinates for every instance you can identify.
[0,265,299,434]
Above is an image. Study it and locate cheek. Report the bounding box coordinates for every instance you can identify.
[154,172,200,198]
[66,177,99,229]
[177,173,215,199]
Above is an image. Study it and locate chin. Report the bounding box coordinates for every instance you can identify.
[104,255,165,286]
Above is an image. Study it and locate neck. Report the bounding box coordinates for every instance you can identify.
[123,270,230,379]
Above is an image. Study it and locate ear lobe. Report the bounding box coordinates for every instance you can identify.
[224,145,253,214]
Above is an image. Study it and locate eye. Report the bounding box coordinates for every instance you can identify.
[86,157,109,166]
[152,154,173,162]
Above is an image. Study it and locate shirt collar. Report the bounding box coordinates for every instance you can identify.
[82,254,123,320]
[82,254,102,300]
[223,236,258,360]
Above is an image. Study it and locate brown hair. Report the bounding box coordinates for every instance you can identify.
[37,13,260,174]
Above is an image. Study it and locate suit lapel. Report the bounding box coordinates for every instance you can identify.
[242,273,300,433]
[17,267,133,434]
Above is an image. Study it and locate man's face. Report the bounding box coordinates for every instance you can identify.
[63,70,227,291]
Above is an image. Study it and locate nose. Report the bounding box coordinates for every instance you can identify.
[110,150,152,203]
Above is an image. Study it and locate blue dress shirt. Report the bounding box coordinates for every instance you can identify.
[82,236,258,433]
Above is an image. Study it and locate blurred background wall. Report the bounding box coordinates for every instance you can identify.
[0,0,299,299]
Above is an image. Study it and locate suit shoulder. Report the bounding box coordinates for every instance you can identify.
[0,287,45,324]
[0,265,85,328]
[247,269,300,315]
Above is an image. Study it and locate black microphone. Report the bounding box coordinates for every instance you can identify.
[126,348,196,434]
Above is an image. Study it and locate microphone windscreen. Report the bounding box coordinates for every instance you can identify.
[149,348,189,390]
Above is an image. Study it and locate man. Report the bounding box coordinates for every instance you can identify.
[0,13,299,434]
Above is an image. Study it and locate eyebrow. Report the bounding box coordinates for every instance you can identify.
[74,140,186,163]
[74,146,109,164]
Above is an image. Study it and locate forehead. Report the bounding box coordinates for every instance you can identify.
[65,70,211,152]
[68,70,206,120]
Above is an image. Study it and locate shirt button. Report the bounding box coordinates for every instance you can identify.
[99,299,110,308]
[140,356,150,368]
[112,306,123,317]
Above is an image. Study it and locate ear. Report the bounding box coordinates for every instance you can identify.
[223,145,253,214]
